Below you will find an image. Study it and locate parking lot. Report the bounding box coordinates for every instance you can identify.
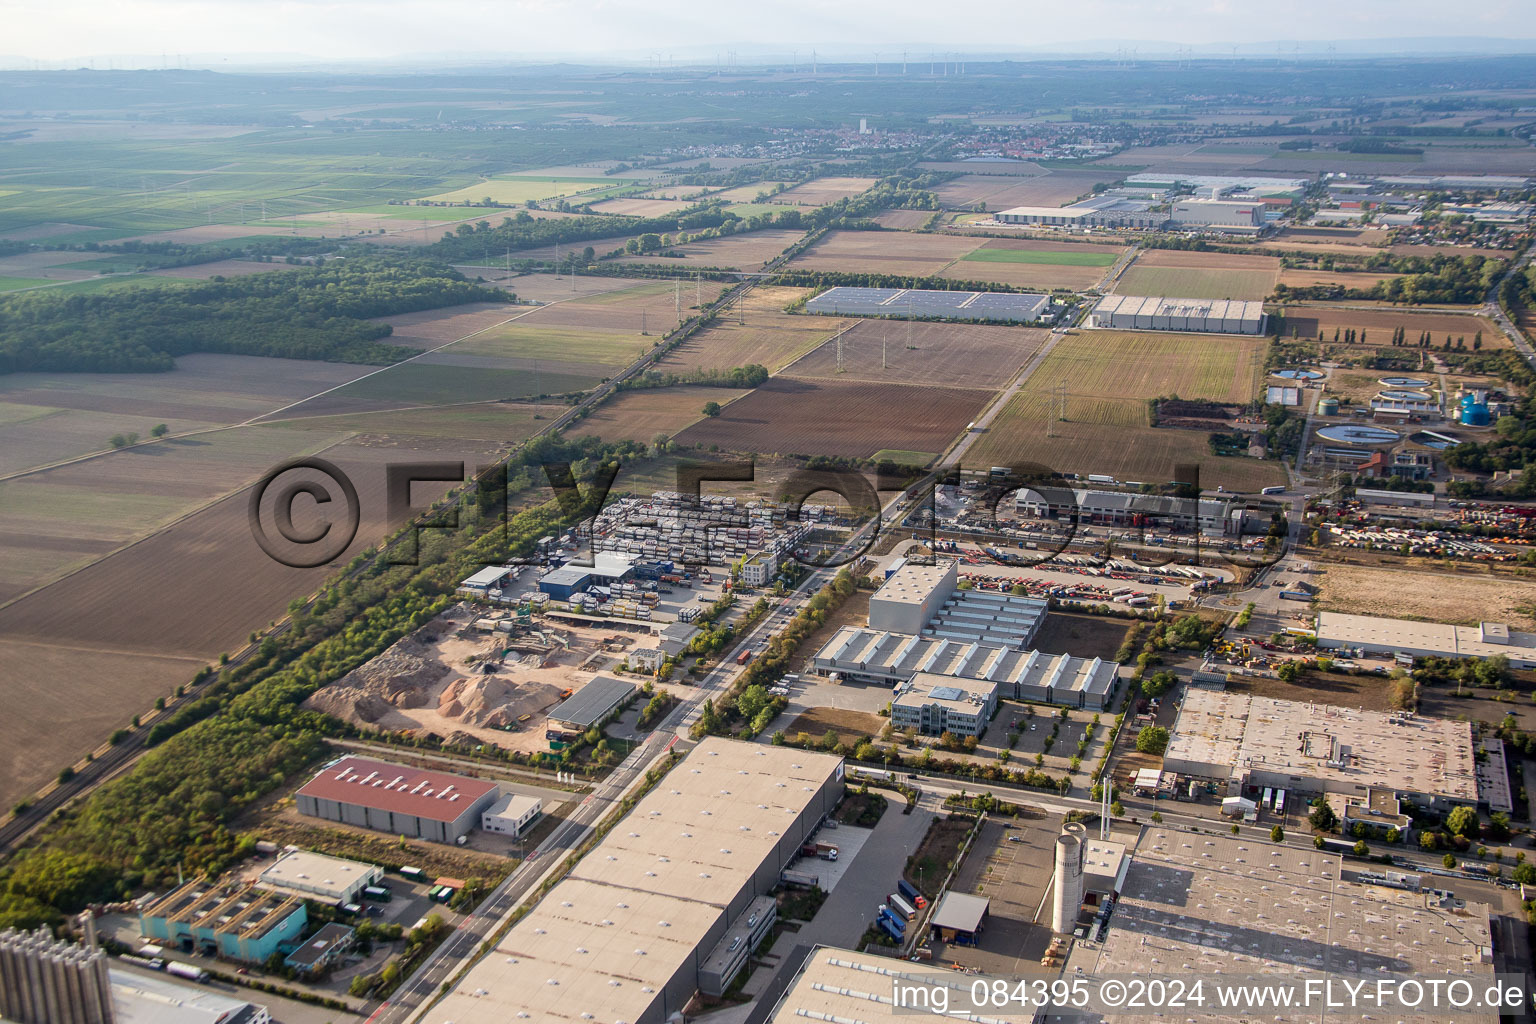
[931,815,1062,974]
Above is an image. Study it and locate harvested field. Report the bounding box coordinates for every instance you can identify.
[707,182,791,203]
[106,223,308,245]
[781,320,1047,390]
[0,249,105,280]
[0,640,208,813]
[674,376,987,461]
[935,171,1104,211]
[0,423,349,597]
[945,239,1124,289]
[1116,249,1280,300]
[368,301,522,349]
[614,227,805,271]
[566,386,745,443]
[1271,305,1504,348]
[451,323,648,370]
[285,356,596,417]
[587,198,693,217]
[771,176,876,206]
[965,329,1280,489]
[1277,268,1406,290]
[917,160,1046,176]
[872,210,935,229]
[0,352,368,426]
[1315,562,1536,628]
[963,239,1122,265]
[512,279,690,332]
[655,286,837,373]
[788,229,980,276]
[783,706,884,747]
[496,273,635,303]
[419,176,609,205]
[266,402,547,444]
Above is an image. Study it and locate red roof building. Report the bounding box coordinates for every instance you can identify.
[294,756,500,843]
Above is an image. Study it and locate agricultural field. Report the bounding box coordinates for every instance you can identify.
[1316,562,1536,629]
[501,273,639,304]
[946,238,1124,289]
[513,279,695,332]
[654,286,839,373]
[267,401,548,444]
[417,175,615,205]
[965,329,1279,488]
[1115,249,1280,300]
[769,176,876,206]
[1270,305,1503,348]
[1276,268,1406,291]
[0,640,210,814]
[587,198,694,217]
[673,376,988,461]
[613,227,806,271]
[707,182,791,203]
[368,301,524,349]
[871,209,935,229]
[934,171,1104,211]
[565,386,746,443]
[780,320,1048,390]
[787,229,981,276]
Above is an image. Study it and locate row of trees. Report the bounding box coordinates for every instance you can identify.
[0,254,507,375]
[1272,253,1503,305]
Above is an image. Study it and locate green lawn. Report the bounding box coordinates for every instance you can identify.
[0,276,49,293]
[725,203,784,219]
[871,449,938,466]
[961,248,1118,267]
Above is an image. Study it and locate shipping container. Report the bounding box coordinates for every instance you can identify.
[887,893,917,921]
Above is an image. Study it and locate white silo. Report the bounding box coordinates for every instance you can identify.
[1051,822,1086,934]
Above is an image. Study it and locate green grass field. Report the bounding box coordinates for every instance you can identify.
[331,362,588,405]
[268,402,547,441]
[0,276,48,293]
[725,203,785,219]
[871,449,938,465]
[961,248,1119,267]
[342,204,485,220]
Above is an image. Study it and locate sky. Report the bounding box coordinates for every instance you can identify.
[1,0,1532,65]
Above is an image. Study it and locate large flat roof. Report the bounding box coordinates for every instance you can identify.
[1054,827,1496,1024]
[1317,611,1536,664]
[870,560,956,608]
[1165,689,1478,802]
[1092,293,1265,323]
[295,755,499,823]
[111,969,266,1024]
[431,739,844,1024]
[255,850,380,900]
[766,947,990,1022]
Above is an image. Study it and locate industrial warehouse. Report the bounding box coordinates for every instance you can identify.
[1053,829,1498,1024]
[138,881,308,963]
[1161,689,1484,808]
[254,850,382,906]
[804,286,1050,323]
[811,559,1122,714]
[429,739,845,1024]
[1315,612,1536,669]
[293,755,501,844]
[1088,294,1267,334]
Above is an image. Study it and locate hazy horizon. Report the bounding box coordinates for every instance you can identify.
[4,0,1535,68]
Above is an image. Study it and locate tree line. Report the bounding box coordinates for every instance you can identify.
[0,254,507,375]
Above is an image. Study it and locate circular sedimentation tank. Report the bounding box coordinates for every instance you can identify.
[1316,424,1401,445]
[1379,376,1431,388]
[1272,369,1325,381]
[1376,389,1433,402]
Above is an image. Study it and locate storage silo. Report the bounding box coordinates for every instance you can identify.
[1318,397,1340,417]
[1460,393,1490,426]
[1051,822,1087,934]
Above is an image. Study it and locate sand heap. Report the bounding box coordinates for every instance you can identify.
[438,675,566,730]
[304,634,450,725]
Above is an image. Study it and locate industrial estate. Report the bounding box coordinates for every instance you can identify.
[2,35,1536,1024]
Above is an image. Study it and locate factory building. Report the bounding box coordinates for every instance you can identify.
[1316,612,1536,670]
[867,561,959,634]
[0,927,115,1024]
[1168,198,1265,233]
[890,673,997,736]
[294,755,500,844]
[1089,294,1267,335]
[111,969,271,1024]
[545,676,637,739]
[255,850,382,906]
[996,193,1167,229]
[1015,486,1250,535]
[138,881,307,963]
[537,552,636,601]
[1055,827,1498,1024]
[429,739,845,1024]
[815,627,1121,711]
[1162,689,1482,808]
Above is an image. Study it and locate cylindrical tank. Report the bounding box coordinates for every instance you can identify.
[1460,394,1491,426]
[1318,397,1340,416]
[1051,822,1087,934]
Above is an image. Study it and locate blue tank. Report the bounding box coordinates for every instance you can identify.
[1460,394,1491,426]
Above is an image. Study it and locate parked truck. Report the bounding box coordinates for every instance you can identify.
[165,962,209,983]
[878,905,907,936]
[887,893,917,921]
[897,878,927,908]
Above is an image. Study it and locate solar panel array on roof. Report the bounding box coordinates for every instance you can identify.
[805,286,1049,323]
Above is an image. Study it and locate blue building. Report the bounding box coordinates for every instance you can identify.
[140,880,308,963]
[538,566,592,601]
